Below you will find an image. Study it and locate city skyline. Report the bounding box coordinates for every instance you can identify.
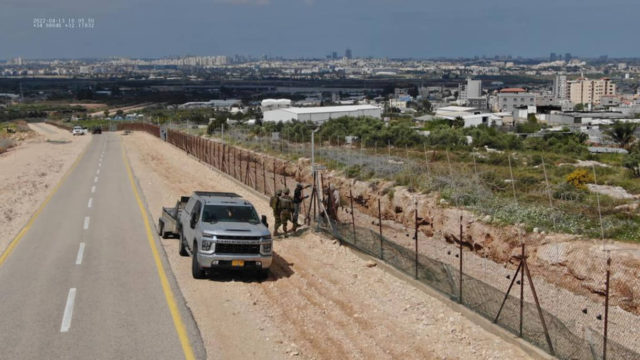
[1,0,639,60]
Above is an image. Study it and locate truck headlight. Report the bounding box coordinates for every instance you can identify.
[202,240,213,251]
[262,242,272,254]
[202,233,214,239]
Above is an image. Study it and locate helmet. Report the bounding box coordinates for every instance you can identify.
[284,188,290,195]
[276,189,282,195]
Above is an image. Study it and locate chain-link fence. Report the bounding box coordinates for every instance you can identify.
[120,123,640,360]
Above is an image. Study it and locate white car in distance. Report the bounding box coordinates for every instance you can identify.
[72,126,88,136]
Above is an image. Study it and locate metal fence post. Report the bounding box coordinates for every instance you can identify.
[283,163,287,190]
[414,203,419,279]
[520,242,525,337]
[604,257,611,360]
[350,187,356,245]
[262,159,267,194]
[459,214,463,304]
[273,159,276,193]
[378,198,383,259]
[254,154,258,190]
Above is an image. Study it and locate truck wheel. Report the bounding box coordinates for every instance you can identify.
[158,220,165,237]
[179,231,189,257]
[191,244,206,279]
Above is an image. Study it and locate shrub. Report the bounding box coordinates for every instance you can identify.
[0,138,16,154]
[423,127,468,149]
[623,152,640,178]
[464,125,522,150]
[553,182,586,201]
[565,168,594,190]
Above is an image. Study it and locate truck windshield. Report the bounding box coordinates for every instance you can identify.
[201,205,260,224]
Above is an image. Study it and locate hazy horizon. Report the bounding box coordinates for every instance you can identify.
[1,0,638,60]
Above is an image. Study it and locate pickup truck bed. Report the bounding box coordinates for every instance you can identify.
[158,196,190,238]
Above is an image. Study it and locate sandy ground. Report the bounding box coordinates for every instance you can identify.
[123,131,535,360]
[0,123,91,254]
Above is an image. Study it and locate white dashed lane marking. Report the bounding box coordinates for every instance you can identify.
[83,217,90,230]
[75,243,85,265]
[60,288,77,333]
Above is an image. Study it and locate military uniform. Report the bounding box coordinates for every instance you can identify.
[292,183,309,230]
[278,189,294,235]
[270,190,282,234]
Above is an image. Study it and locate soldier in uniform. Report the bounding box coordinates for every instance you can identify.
[270,189,282,235]
[292,183,310,231]
[278,188,294,236]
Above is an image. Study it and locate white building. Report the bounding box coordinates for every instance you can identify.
[459,78,482,102]
[263,105,382,124]
[434,106,503,127]
[261,98,292,112]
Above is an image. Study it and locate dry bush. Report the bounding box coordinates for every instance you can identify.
[0,137,16,154]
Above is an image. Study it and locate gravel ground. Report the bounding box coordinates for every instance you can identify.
[343,200,640,354]
[0,123,91,254]
[122,131,535,360]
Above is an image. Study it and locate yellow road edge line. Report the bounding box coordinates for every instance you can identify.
[0,140,89,267]
[121,144,196,360]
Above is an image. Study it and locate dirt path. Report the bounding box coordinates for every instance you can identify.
[0,123,91,254]
[123,131,535,360]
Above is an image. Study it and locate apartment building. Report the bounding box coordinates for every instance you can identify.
[568,77,616,106]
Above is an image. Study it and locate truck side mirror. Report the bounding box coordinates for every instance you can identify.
[261,215,268,227]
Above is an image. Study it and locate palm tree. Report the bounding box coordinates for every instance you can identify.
[604,121,638,149]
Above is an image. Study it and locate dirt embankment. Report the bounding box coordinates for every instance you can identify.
[266,156,640,352]
[0,123,91,254]
[123,131,534,360]
[273,156,640,314]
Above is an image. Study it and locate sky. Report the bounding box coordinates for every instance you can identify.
[0,0,638,59]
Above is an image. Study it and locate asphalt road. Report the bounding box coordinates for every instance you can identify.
[0,132,205,359]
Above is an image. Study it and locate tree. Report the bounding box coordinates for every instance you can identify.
[103,109,110,118]
[420,99,433,114]
[516,114,542,133]
[452,116,465,128]
[623,152,640,178]
[604,121,639,149]
[116,109,124,117]
[574,103,585,111]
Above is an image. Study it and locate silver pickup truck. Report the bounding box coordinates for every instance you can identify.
[162,191,272,279]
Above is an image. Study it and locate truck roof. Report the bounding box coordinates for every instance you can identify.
[192,192,250,206]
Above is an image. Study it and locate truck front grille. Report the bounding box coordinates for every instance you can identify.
[215,243,260,255]
[218,235,262,241]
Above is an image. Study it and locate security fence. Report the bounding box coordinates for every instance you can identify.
[119,122,640,360]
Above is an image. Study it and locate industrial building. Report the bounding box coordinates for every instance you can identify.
[263,105,382,124]
[495,88,537,112]
[260,98,292,112]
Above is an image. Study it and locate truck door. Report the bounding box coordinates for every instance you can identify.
[188,200,202,249]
